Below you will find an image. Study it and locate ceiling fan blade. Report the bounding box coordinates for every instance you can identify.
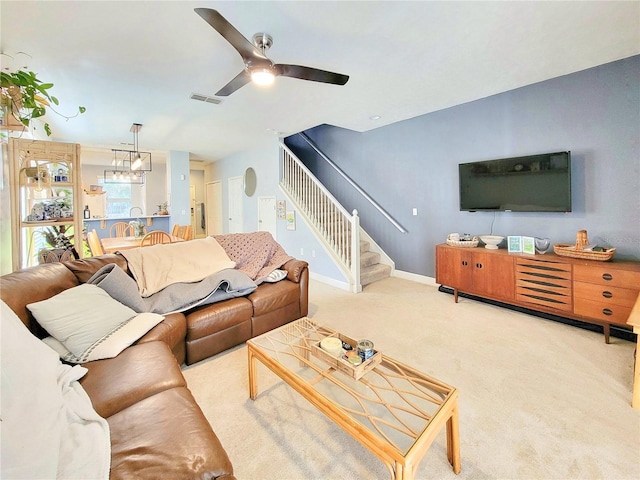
[216,70,251,96]
[195,8,267,62]
[274,64,349,86]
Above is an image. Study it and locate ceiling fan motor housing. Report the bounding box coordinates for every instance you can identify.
[252,33,273,52]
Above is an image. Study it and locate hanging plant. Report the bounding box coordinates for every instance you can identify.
[0,68,86,136]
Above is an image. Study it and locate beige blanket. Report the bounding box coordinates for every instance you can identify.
[121,236,236,297]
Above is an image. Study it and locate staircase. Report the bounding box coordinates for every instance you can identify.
[280,142,394,292]
[360,240,392,286]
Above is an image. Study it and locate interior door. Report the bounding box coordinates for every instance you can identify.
[228,176,243,233]
[189,185,197,235]
[205,181,222,236]
[258,196,277,239]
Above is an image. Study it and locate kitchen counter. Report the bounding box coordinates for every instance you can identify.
[85,216,171,239]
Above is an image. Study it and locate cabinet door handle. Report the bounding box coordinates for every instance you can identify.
[602,273,613,281]
[461,260,468,266]
[476,263,482,269]
[602,308,613,316]
[602,291,613,299]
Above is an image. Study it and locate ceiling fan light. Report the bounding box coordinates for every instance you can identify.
[251,69,275,86]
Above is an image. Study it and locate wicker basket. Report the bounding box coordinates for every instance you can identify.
[553,229,615,261]
[553,244,616,261]
[446,235,479,248]
[311,332,381,380]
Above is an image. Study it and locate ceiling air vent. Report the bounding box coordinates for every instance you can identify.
[190,93,222,105]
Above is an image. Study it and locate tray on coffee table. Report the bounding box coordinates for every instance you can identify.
[311,331,381,380]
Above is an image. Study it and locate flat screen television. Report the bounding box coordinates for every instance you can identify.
[459,151,571,212]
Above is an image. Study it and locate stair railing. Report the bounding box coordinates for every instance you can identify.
[297,132,407,234]
[280,142,361,292]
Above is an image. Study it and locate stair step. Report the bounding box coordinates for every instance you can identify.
[360,263,392,286]
[361,250,380,268]
[360,240,370,253]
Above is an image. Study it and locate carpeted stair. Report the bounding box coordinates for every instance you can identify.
[359,240,391,286]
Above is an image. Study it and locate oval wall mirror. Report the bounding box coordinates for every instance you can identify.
[243,167,257,197]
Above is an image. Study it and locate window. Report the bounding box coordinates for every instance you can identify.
[99,179,131,217]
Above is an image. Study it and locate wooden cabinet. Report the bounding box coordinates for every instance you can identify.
[436,244,640,342]
[435,245,514,303]
[9,138,83,270]
[573,264,640,327]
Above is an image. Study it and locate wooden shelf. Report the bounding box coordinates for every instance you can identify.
[9,139,83,270]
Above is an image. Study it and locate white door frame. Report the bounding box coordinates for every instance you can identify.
[228,176,243,233]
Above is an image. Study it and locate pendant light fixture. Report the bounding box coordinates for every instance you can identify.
[103,123,152,184]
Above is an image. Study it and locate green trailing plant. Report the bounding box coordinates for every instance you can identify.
[0,68,86,136]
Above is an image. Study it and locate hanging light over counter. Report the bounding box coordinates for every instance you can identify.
[103,123,152,184]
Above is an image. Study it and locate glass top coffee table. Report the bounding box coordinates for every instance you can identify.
[247,318,460,480]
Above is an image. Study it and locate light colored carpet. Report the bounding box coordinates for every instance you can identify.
[182,277,639,480]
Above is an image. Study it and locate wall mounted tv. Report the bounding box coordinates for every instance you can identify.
[459,151,571,212]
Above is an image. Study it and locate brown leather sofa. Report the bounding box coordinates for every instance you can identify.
[0,251,308,479]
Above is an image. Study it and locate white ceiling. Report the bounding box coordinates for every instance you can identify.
[2,1,638,163]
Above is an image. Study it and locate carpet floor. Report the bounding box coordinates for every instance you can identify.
[182,277,639,480]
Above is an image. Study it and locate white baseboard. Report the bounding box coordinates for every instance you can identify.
[392,269,437,287]
[309,271,352,291]
[311,270,437,291]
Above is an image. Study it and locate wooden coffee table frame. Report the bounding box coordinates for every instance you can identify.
[247,318,461,480]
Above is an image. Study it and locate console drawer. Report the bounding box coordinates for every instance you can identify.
[516,257,572,312]
[574,281,638,308]
[574,298,632,326]
[573,264,640,289]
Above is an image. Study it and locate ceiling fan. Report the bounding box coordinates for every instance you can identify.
[195,8,350,96]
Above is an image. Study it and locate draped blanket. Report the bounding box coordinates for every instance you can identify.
[1,300,110,480]
[120,236,236,297]
[87,264,257,314]
[112,232,292,313]
[214,231,293,283]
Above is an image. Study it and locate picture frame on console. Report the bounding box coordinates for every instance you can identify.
[508,236,522,253]
[522,236,536,255]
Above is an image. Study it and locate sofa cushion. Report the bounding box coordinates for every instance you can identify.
[27,284,163,362]
[186,297,253,342]
[248,280,300,316]
[79,342,185,418]
[107,387,235,480]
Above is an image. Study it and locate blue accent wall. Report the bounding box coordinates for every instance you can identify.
[286,55,640,277]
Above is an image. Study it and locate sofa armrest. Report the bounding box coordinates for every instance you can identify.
[79,341,185,418]
[282,259,309,283]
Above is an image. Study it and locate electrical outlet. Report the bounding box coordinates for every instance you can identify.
[412,208,418,216]
[300,247,304,256]
[312,250,316,257]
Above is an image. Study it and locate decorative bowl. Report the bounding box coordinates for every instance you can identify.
[534,237,551,254]
[479,235,505,250]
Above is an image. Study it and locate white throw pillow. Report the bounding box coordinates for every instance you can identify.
[27,284,144,358]
[263,269,287,283]
[42,312,165,363]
